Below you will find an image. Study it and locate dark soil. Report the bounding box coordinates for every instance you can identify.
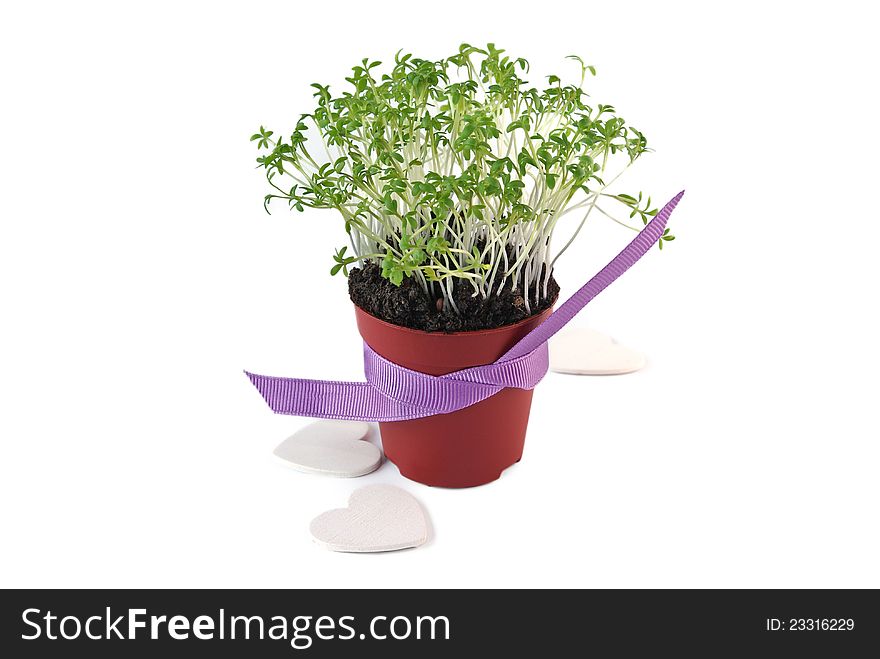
[348,262,559,332]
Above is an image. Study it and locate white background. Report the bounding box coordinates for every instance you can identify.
[2,1,878,588]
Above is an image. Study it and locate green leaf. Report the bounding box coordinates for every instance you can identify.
[248,44,669,296]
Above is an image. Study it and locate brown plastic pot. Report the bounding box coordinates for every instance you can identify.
[354,303,554,488]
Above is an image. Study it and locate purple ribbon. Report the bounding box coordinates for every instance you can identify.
[246,191,684,422]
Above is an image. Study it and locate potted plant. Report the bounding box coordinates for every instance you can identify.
[248,44,678,487]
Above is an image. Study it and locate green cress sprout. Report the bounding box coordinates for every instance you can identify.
[252,43,673,314]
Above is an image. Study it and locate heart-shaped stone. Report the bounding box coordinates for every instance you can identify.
[309,484,428,553]
[273,420,381,478]
[549,328,646,375]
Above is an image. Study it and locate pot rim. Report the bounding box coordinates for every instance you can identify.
[353,294,558,338]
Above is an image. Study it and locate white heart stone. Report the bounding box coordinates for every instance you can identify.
[549,328,646,375]
[310,484,428,553]
[273,420,381,478]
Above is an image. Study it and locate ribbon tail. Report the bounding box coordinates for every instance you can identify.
[500,190,685,362]
[244,371,437,422]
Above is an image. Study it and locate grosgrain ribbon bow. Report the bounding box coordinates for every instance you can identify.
[246,191,684,422]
